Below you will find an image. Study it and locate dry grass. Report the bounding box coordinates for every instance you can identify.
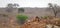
[0,16,60,28]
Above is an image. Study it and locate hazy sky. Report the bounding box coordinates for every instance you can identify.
[0,0,60,7]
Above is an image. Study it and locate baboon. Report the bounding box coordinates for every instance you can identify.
[35,16,40,22]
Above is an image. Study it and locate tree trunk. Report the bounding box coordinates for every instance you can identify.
[54,12,57,18]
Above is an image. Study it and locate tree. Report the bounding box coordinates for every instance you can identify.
[18,8,24,13]
[6,3,19,12]
[6,3,13,12]
[7,3,19,8]
[7,3,13,8]
[48,3,60,17]
[13,3,19,8]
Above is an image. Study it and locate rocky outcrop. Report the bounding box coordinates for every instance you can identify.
[20,16,60,28]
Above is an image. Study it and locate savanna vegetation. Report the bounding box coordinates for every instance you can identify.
[0,3,60,28]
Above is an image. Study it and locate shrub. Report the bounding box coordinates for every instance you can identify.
[16,14,28,21]
[43,16,49,19]
[16,14,28,24]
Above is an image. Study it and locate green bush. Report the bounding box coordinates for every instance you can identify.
[16,14,28,24]
[16,14,28,21]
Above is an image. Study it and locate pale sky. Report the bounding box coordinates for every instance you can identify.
[0,0,60,7]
